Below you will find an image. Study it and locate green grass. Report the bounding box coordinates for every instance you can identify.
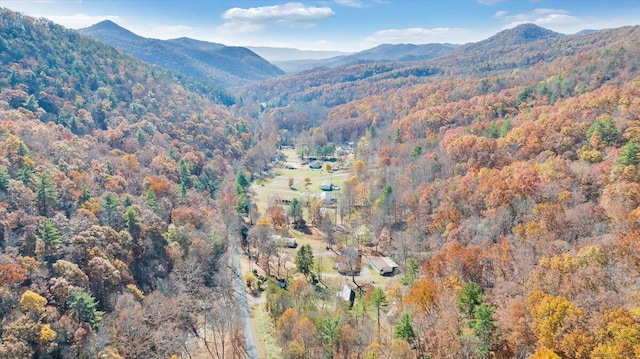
[251,304,283,359]
[315,256,338,275]
[251,149,351,214]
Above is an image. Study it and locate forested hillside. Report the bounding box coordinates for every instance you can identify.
[79,20,285,88]
[237,24,640,358]
[5,5,640,358]
[0,9,251,358]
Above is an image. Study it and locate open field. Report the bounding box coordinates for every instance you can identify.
[251,148,351,214]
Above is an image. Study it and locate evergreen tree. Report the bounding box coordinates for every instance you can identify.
[0,166,9,192]
[393,313,416,343]
[401,258,419,286]
[456,282,483,319]
[178,159,192,189]
[470,304,496,357]
[370,287,389,342]
[587,116,619,145]
[78,185,91,205]
[236,171,250,189]
[36,173,58,217]
[617,140,640,166]
[67,291,104,329]
[39,218,62,264]
[144,188,159,211]
[103,194,119,227]
[319,315,341,358]
[125,206,141,240]
[295,244,314,277]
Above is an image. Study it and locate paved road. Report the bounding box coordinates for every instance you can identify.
[231,242,259,359]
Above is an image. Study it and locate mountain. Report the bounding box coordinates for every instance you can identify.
[463,23,562,52]
[239,23,640,358]
[261,24,560,74]
[79,20,284,87]
[247,46,350,62]
[271,43,458,73]
[575,28,602,35]
[0,8,251,357]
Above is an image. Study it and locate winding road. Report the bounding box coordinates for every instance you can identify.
[231,241,259,359]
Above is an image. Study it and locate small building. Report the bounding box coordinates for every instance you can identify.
[320,180,333,191]
[271,235,298,248]
[309,161,323,169]
[369,256,399,276]
[320,192,336,205]
[336,284,355,308]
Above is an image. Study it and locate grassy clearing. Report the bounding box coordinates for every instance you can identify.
[315,256,338,275]
[251,148,351,214]
[251,304,283,359]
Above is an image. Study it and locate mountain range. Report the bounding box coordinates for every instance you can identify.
[79,20,285,87]
[3,6,640,359]
[79,20,588,80]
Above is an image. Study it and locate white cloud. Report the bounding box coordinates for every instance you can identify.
[220,2,334,32]
[495,8,579,29]
[44,13,120,28]
[365,27,470,45]
[494,11,509,19]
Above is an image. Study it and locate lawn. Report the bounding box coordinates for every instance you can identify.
[251,304,283,359]
[251,148,351,214]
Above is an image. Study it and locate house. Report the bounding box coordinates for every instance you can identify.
[320,180,333,191]
[320,192,336,205]
[309,161,323,169]
[336,284,355,308]
[271,235,298,248]
[369,256,399,276]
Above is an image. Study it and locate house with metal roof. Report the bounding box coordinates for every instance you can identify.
[369,256,399,276]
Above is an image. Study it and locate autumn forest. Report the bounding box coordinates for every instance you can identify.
[2,7,640,359]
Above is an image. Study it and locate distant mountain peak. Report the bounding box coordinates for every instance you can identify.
[462,23,562,53]
[84,20,128,32]
[505,23,562,42]
[80,20,141,40]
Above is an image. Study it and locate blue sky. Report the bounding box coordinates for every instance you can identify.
[3,0,640,52]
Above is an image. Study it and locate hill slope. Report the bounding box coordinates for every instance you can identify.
[0,8,252,358]
[236,22,640,359]
[80,20,284,87]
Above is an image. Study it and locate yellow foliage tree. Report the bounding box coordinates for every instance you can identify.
[39,323,57,343]
[591,308,640,358]
[530,347,562,359]
[527,290,583,349]
[528,290,584,348]
[20,290,47,315]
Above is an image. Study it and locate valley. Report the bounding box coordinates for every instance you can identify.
[2,4,640,358]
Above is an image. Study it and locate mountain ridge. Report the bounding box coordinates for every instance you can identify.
[79,20,284,87]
